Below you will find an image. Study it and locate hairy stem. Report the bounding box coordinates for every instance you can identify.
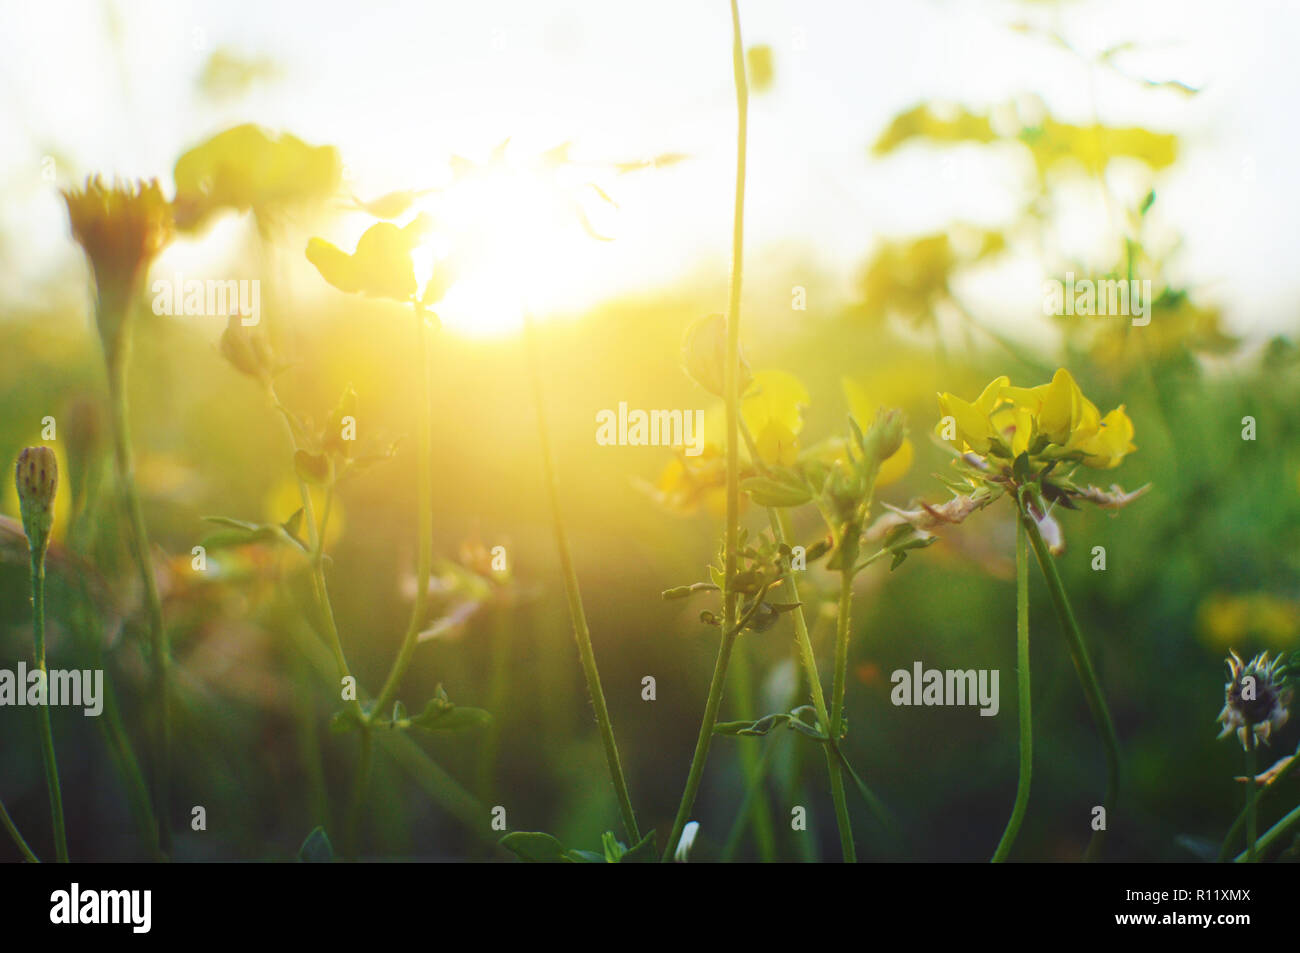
[526,318,641,844]
[992,512,1032,862]
[29,556,67,862]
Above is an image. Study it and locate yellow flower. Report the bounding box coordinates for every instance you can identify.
[1076,406,1136,470]
[938,368,1135,470]
[173,124,340,231]
[306,217,427,301]
[63,177,173,361]
[742,370,809,466]
[936,375,1007,454]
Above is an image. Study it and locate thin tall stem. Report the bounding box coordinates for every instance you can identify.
[345,728,373,860]
[992,512,1032,862]
[106,343,171,854]
[662,0,749,862]
[1023,508,1120,862]
[828,567,858,863]
[525,318,641,845]
[1219,742,1300,860]
[371,307,437,719]
[1245,734,1258,862]
[770,509,856,861]
[29,556,67,862]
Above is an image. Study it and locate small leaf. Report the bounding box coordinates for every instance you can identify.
[621,829,658,864]
[330,708,363,734]
[298,826,334,863]
[499,831,567,863]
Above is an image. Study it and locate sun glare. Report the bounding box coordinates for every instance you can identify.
[417,154,611,337]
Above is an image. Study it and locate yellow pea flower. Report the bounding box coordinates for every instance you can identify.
[306,217,427,301]
[936,375,1007,453]
[1077,405,1137,469]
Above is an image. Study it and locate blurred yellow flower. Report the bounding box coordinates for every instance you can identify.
[742,370,809,466]
[173,124,340,231]
[1199,592,1299,651]
[306,217,427,301]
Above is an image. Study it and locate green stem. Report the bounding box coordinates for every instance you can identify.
[0,796,37,862]
[1022,505,1120,862]
[1235,800,1300,863]
[770,509,857,862]
[828,567,858,863]
[477,601,513,802]
[662,0,749,862]
[106,342,171,855]
[344,728,373,860]
[992,512,1032,862]
[29,557,67,862]
[728,638,776,860]
[371,306,437,720]
[721,733,780,861]
[1219,743,1300,860]
[525,318,641,845]
[1245,734,1258,862]
[268,387,362,721]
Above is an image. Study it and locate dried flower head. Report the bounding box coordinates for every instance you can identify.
[1217,650,1292,749]
[62,177,173,362]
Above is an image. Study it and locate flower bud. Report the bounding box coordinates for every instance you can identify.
[858,407,906,468]
[15,446,58,558]
[681,313,752,397]
[219,315,274,384]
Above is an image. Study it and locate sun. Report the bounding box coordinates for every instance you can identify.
[413,149,616,338]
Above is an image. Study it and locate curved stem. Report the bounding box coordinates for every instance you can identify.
[662,0,749,862]
[29,557,67,862]
[526,318,641,845]
[371,306,436,719]
[1023,507,1120,862]
[0,796,37,862]
[107,343,171,855]
[992,512,1032,862]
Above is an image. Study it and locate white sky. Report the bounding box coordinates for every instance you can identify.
[1,0,1296,338]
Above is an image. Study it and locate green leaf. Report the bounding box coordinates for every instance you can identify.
[601,831,628,863]
[408,697,492,733]
[329,708,363,734]
[297,826,334,862]
[499,831,567,863]
[621,829,659,863]
[740,476,812,508]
